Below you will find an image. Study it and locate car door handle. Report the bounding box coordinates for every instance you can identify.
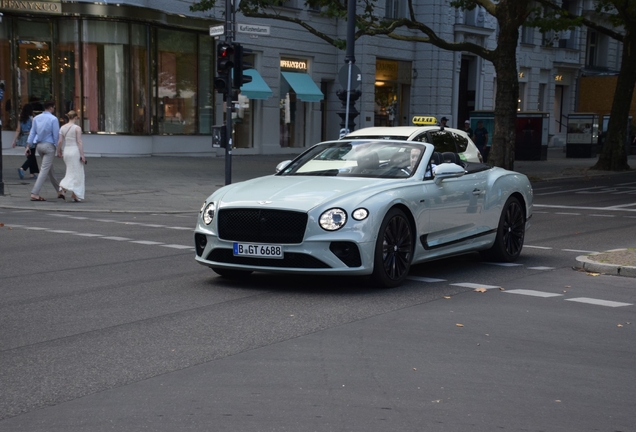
[472,189,483,196]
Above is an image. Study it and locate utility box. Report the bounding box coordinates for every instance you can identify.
[515,112,549,161]
[566,113,599,158]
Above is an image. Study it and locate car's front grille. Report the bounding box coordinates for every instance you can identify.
[217,209,307,244]
[207,249,331,269]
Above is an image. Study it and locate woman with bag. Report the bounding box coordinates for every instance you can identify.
[57,110,86,202]
[12,104,39,180]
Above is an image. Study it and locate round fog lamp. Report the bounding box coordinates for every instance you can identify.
[352,208,369,221]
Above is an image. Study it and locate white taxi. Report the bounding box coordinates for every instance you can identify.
[343,116,483,163]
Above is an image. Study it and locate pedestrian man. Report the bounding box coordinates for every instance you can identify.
[463,120,473,137]
[26,100,63,201]
[440,116,448,130]
[473,120,489,161]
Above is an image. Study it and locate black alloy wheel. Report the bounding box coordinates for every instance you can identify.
[372,208,413,287]
[481,196,525,262]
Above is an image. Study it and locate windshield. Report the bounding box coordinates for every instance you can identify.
[278,140,425,178]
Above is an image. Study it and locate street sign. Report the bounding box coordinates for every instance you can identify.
[209,25,224,37]
[237,24,270,36]
[338,64,361,89]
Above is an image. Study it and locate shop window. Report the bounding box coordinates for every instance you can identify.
[131,24,150,134]
[198,35,213,134]
[81,20,131,133]
[0,19,12,128]
[156,29,197,134]
[58,20,80,118]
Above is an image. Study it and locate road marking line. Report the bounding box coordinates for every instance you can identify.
[565,297,633,308]
[534,186,603,196]
[22,227,48,230]
[562,249,597,253]
[485,262,523,267]
[166,227,193,230]
[451,283,501,290]
[527,266,555,270]
[160,244,194,250]
[101,236,132,241]
[130,240,165,245]
[555,212,581,215]
[407,276,447,283]
[505,289,563,298]
[590,214,615,218]
[74,233,103,237]
[48,230,77,234]
[524,245,552,250]
[533,204,636,213]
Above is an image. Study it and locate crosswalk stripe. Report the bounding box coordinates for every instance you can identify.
[451,283,501,290]
[565,298,633,308]
[505,289,563,298]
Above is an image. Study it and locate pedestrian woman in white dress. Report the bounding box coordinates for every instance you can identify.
[57,110,86,202]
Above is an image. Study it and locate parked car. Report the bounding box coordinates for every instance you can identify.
[195,139,532,287]
[344,125,483,163]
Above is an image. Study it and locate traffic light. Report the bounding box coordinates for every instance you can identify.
[217,42,234,76]
[232,43,253,90]
[214,42,234,93]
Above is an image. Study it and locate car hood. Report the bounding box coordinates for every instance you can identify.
[215,175,395,212]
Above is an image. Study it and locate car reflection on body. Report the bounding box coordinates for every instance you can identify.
[194,139,533,288]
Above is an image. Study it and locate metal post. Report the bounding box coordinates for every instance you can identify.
[224,0,233,185]
[344,0,356,134]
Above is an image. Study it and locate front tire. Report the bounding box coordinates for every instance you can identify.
[371,208,413,288]
[480,196,525,262]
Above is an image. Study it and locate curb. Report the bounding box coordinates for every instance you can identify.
[575,250,636,278]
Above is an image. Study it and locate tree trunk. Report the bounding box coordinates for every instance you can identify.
[591,29,635,172]
[488,2,526,171]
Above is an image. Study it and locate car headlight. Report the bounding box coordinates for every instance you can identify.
[319,208,347,231]
[203,202,216,225]
[352,208,369,221]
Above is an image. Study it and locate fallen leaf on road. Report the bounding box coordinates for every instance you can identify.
[586,272,601,276]
[443,296,451,299]
[499,287,505,291]
[565,286,571,288]
[474,288,487,293]
[413,368,417,371]
[617,324,624,327]
[0,223,4,227]
[456,323,464,327]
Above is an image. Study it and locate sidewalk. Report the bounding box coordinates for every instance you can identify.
[1,147,634,214]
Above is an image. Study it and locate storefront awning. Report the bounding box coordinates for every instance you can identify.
[281,72,324,102]
[241,69,273,100]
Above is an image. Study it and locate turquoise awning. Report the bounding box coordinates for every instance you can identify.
[281,71,324,102]
[240,69,273,100]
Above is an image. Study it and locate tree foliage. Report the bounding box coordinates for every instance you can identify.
[190,0,631,170]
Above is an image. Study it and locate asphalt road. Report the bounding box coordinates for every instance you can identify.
[0,173,635,431]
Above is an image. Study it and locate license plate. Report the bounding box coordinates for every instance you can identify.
[233,243,284,259]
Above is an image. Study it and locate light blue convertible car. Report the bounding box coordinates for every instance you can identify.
[195,139,533,287]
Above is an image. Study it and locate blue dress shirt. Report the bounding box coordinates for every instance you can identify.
[27,111,60,147]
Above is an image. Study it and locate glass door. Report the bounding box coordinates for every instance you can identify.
[16,20,54,113]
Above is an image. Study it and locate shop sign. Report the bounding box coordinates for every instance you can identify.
[280,59,307,70]
[0,0,62,13]
[376,59,398,81]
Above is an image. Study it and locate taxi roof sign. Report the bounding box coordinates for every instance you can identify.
[412,116,438,126]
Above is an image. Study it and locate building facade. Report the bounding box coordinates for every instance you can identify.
[0,0,621,156]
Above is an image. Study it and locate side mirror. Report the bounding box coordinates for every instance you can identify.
[276,160,292,173]
[434,163,466,185]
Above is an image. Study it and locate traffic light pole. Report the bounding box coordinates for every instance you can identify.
[223,0,233,185]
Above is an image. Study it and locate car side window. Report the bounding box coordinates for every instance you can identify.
[451,132,469,153]
[427,131,457,153]
[412,133,428,143]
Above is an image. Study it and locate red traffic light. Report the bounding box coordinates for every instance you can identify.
[217,42,235,76]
